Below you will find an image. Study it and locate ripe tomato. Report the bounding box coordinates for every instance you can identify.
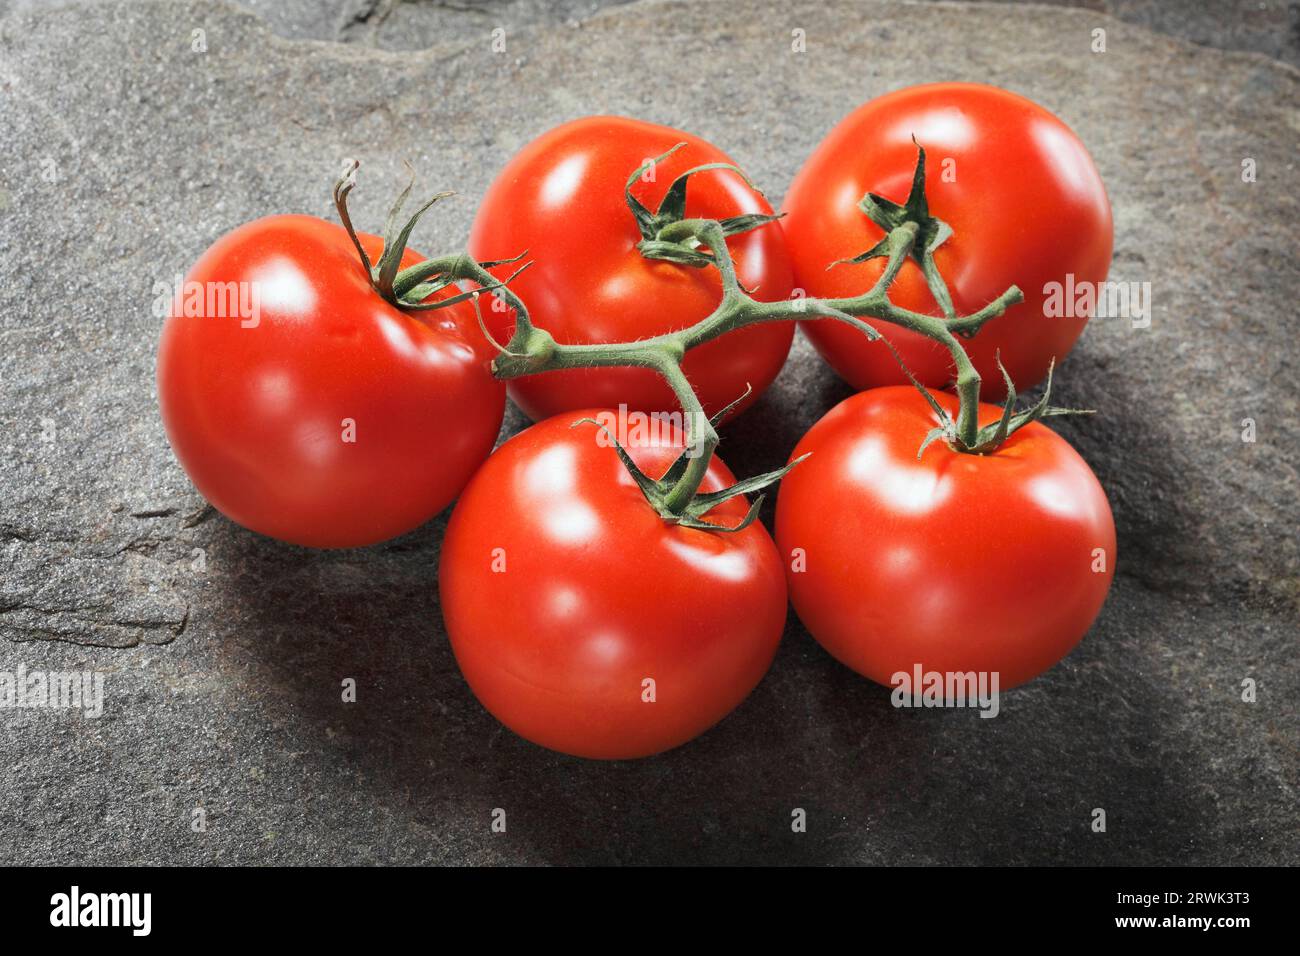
[774,386,1115,690]
[469,116,795,422]
[438,411,787,759]
[782,83,1113,400]
[157,214,504,548]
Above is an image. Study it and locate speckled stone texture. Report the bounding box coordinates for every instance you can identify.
[0,0,1295,865]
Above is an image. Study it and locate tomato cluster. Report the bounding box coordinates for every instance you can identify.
[157,83,1117,760]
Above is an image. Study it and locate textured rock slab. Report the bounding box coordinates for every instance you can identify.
[0,0,1296,864]
[7,0,1295,64]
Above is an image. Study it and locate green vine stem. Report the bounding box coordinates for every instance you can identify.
[484,211,1020,509]
[331,150,1085,530]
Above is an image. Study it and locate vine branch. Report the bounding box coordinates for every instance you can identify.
[332,149,1056,529]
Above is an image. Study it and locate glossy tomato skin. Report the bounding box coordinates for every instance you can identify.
[157,214,505,549]
[469,116,795,423]
[775,386,1115,690]
[439,411,787,759]
[782,83,1113,400]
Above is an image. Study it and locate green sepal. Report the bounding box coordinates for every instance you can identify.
[917,426,952,459]
[333,159,373,277]
[333,159,479,311]
[625,144,687,238]
[396,248,528,296]
[651,384,754,489]
[912,357,1096,457]
[625,146,780,267]
[673,495,765,533]
[399,284,495,312]
[995,360,1087,441]
[870,333,952,444]
[570,418,665,501]
[686,454,809,511]
[635,240,715,269]
[974,351,1020,450]
[707,383,753,425]
[376,189,453,297]
[569,414,806,534]
[658,161,746,222]
[830,235,892,269]
[843,141,957,317]
[717,211,784,238]
[856,140,948,256]
[398,260,532,312]
[476,250,531,270]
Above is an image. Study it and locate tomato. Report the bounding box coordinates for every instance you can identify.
[438,411,787,759]
[157,214,504,549]
[469,116,795,422]
[774,386,1115,690]
[782,83,1113,400]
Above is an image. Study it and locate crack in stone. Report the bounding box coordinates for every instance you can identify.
[182,504,216,528]
[0,603,190,647]
[111,539,165,556]
[129,507,178,519]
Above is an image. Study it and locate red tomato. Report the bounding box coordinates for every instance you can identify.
[438,411,787,759]
[157,214,504,548]
[782,83,1113,400]
[774,386,1115,690]
[469,116,795,422]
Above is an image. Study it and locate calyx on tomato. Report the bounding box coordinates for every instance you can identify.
[625,143,783,268]
[332,159,527,312]
[832,141,958,322]
[912,352,1091,458]
[575,388,808,532]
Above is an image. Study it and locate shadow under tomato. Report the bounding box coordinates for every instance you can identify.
[200,334,1221,865]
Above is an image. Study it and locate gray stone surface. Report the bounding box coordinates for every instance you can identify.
[5,0,1297,64]
[0,0,1296,865]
